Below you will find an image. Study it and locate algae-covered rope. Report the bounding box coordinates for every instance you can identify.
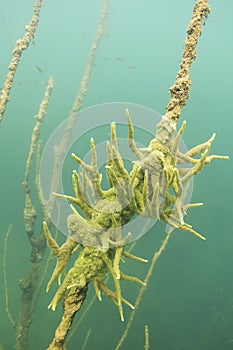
[46,286,88,350]
[0,0,43,125]
[164,0,210,124]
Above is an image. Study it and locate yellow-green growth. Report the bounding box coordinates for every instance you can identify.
[44,109,228,321]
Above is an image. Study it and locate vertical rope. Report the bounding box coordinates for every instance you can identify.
[0,0,43,124]
[164,0,210,124]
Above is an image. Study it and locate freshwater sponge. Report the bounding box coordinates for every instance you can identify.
[44,109,227,320]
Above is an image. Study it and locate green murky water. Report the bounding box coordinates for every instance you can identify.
[0,1,232,349]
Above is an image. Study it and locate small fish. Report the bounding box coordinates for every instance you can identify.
[35,65,43,73]
[115,57,124,62]
[128,65,138,69]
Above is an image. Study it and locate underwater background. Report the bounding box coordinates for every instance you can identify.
[0,0,232,349]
